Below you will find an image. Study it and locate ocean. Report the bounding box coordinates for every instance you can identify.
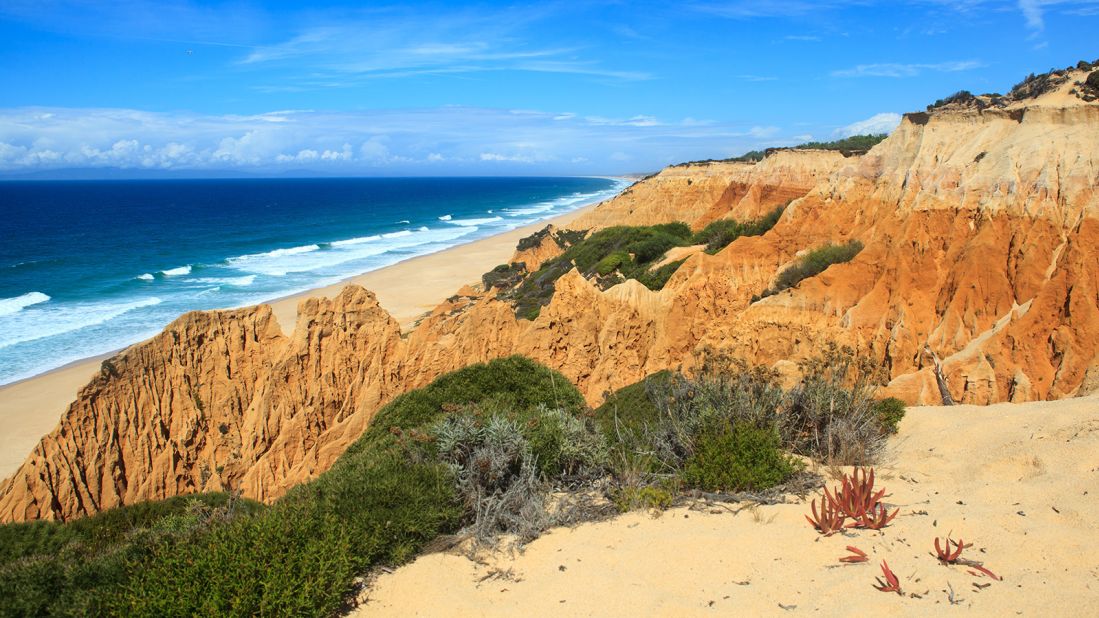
[0,176,626,385]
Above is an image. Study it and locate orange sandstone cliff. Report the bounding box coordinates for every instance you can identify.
[2,68,1097,522]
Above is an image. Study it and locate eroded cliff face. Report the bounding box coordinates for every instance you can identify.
[4,73,1098,522]
[570,149,846,231]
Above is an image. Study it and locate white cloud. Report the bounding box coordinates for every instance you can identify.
[0,105,871,175]
[480,152,536,163]
[1019,0,1046,30]
[748,126,780,138]
[835,112,902,137]
[831,59,985,78]
[235,10,650,88]
[584,115,662,127]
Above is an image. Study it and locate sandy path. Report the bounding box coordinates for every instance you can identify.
[0,204,597,480]
[352,396,1099,616]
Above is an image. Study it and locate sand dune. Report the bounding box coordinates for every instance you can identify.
[352,395,1099,616]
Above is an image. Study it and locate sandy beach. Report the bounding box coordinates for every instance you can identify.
[351,395,1099,616]
[0,203,599,480]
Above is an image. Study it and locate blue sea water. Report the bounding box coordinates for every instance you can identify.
[0,176,626,385]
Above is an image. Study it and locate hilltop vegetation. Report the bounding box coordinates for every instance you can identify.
[757,240,864,300]
[674,133,888,167]
[502,208,785,319]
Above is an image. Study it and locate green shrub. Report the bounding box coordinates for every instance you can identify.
[765,240,863,297]
[520,406,608,479]
[633,259,686,291]
[352,355,585,449]
[683,423,801,492]
[797,134,888,155]
[505,224,695,319]
[1087,70,1099,91]
[781,345,889,465]
[592,370,674,438]
[595,251,629,276]
[612,484,675,512]
[0,493,260,618]
[691,205,785,254]
[482,262,526,290]
[693,219,745,252]
[432,401,607,544]
[874,397,907,434]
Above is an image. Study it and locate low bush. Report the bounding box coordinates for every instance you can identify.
[0,493,259,617]
[506,223,696,318]
[683,423,801,492]
[691,205,786,254]
[434,413,547,544]
[592,370,673,438]
[433,404,607,544]
[352,355,586,447]
[763,240,863,298]
[599,346,893,506]
[482,262,526,290]
[781,346,889,465]
[796,134,888,155]
[612,484,675,512]
[119,451,459,616]
[633,259,686,290]
[874,397,907,434]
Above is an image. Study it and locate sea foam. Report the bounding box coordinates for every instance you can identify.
[445,216,503,227]
[0,292,50,317]
[161,265,192,277]
[0,296,162,350]
[226,228,475,277]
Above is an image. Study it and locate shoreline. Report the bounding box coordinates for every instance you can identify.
[0,201,603,480]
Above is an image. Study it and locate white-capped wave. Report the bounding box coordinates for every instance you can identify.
[0,292,50,317]
[0,296,162,350]
[504,203,554,216]
[418,226,429,232]
[445,216,503,227]
[187,275,256,287]
[225,227,475,276]
[137,273,155,281]
[396,219,410,224]
[161,265,192,277]
[438,214,452,221]
[331,235,381,247]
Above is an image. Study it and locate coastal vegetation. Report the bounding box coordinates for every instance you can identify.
[673,133,888,167]
[796,134,887,155]
[691,205,785,253]
[757,240,864,300]
[507,222,696,319]
[504,209,786,319]
[0,351,900,616]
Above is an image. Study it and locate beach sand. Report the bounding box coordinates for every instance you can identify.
[0,204,597,480]
[351,395,1099,616]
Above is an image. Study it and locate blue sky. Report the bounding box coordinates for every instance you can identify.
[0,1,1096,176]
